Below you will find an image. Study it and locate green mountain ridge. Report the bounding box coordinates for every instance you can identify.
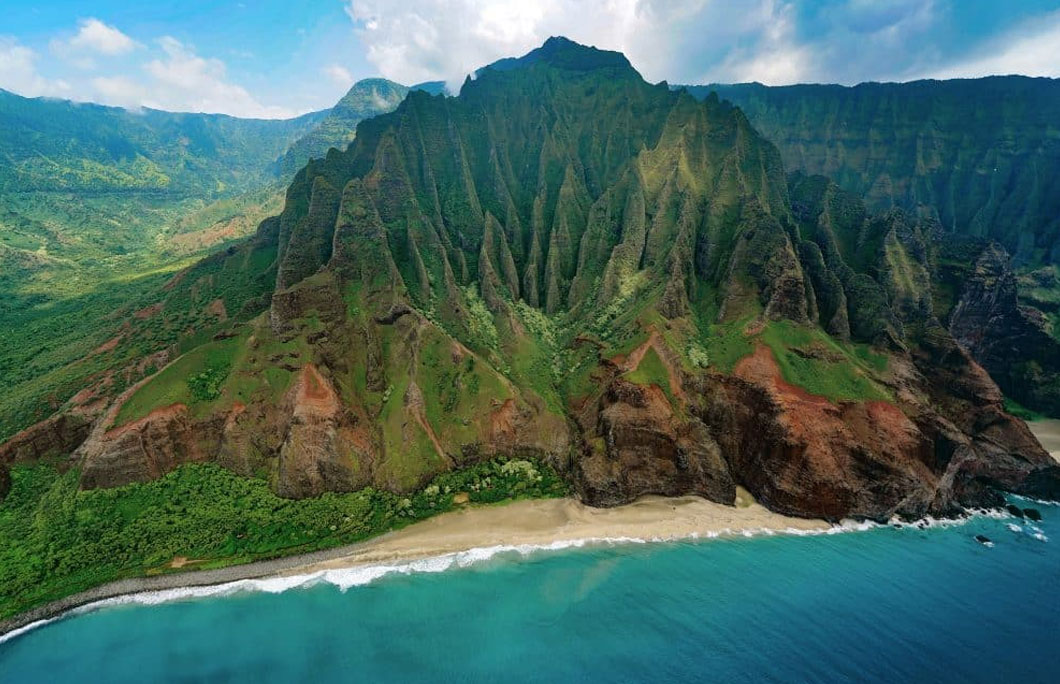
[0,80,417,440]
[678,77,1060,265]
[677,78,1060,414]
[0,88,326,194]
[5,36,1052,509]
[277,78,417,176]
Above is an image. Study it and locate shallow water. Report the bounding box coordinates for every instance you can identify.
[0,509,1056,683]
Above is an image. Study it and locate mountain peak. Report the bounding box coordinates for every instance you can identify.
[483,36,634,75]
[335,78,408,111]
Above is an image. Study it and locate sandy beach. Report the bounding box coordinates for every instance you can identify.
[283,493,828,576]
[0,493,826,640]
[1027,419,1060,462]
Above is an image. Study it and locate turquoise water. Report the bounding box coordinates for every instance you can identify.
[1,509,1057,683]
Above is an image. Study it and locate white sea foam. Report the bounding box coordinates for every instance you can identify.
[0,505,1040,645]
[0,619,57,646]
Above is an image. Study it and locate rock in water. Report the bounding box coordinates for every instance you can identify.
[974,535,993,546]
[1006,504,1025,518]
[1023,508,1043,522]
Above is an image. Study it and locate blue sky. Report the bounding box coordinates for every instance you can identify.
[2,0,1059,118]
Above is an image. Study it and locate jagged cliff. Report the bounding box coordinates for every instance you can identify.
[276,78,417,177]
[681,78,1060,266]
[3,38,1057,520]
[682,78,1060,416]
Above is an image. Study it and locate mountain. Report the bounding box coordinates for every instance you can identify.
[5,37,1055,526]
[0,88,326,301]
[0,81,417,446]
[276,78,415,176]
[679,78,1060,266]
[0,88,326,195]
[679,78,1060,415]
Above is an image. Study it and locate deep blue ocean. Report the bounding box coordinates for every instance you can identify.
[1,506,1056,683]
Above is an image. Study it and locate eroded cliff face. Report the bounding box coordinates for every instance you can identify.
[684,78,1060,266]
[3,39,1057,518]
[949,244,1060,416]
[680,79,1060,418]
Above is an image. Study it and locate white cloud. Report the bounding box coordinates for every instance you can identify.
[709,2,813,85]
[323,63,354,88]
[0,37,70,97]
[346,0,699,90]
[342,0,957,88]
[344,0,829,89]
[920,10,1060,80]
[135,37,295,118]
[50,18,139,69]
[90,74,146,110]
[67,18,138,55]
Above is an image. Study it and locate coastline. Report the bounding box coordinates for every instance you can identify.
[0,493,828,641]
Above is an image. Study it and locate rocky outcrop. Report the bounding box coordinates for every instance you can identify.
[577,378,735,507]
[0,400,98,500]
[0,413,92,465]
[78,405,217,489]
[712,346,935,520]
[276,365,373,498]
[949,244,1060,415]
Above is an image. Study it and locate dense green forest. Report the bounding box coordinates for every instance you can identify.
[0,458,567,619]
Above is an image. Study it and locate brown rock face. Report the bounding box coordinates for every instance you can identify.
[697,346,937,520]
[577,379,735,506]
[569,329,1058,520]
[908,327,1060,504]
[0,413,92,466]
[79,405,216,489]
[680,338,1058,521]
[0,412,95,500]
[277,365,373,498]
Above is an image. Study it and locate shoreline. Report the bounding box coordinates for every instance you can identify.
[0,494,828,641]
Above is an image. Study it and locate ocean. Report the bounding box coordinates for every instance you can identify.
[0,504,1056,683]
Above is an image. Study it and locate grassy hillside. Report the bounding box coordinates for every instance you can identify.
[0,84,417,441]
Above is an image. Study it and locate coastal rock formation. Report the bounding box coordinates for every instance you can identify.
[78,405,216,490]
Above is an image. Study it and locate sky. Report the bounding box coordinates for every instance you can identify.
[1,0,1059,118]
